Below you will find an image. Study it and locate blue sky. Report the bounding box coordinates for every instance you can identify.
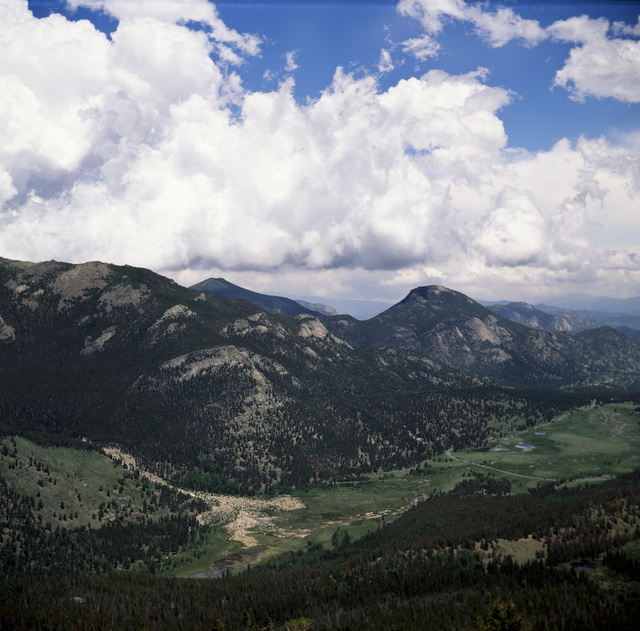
[28,0,640,151]
[214,0,640,151]
[2,0,640,305]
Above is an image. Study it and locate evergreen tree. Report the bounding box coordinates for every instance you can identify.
[474,599,525,631]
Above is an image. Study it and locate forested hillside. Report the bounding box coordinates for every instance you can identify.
[0,258,594,493]
[2,470,639,630]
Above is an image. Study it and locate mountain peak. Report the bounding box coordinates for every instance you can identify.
[405,285,461,299]
[398,285,481,312]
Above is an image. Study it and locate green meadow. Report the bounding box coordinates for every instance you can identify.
[259,472,429,561]
[444,401,640,493]
[1,436,139,528]
[220,401,640,567]
[2,401,639,577]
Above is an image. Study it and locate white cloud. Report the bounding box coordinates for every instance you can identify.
[473,188,547,266]
[285,51,299,72]
[0,0,638,304]
[398,0,544,48]
[402,34,440,60]
[549,15,640,103]
[377,48,394,73]
[67,0,261,62]
[0,7,111,193]
[466,5,545,47]
[613,16,640,37]
[397,0,466,35]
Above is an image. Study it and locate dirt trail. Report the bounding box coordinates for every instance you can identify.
[103,446,430,576]
[447,451,610,486]
[446,449,557,481]
[102,445,305,547]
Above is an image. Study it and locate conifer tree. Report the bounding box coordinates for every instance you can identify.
[474,599,525,631]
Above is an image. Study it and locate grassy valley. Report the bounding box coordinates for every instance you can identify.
[3,403,640,577]
[437,400,640,493]
[2,409,639,628]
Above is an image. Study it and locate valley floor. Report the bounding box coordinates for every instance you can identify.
[93,400,640,577]
[2,402,640,629]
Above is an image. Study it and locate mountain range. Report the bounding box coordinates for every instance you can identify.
[194,277,640,335]
[486,301,607,334]
[485,301,640,337]
[1,257,639,494]
[194,276,640,383]
[321,285,640,388]
[2,257,639,628]
[539,293,640,315]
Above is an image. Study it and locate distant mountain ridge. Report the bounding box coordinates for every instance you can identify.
[539,293,640,315]
[193,277,640,333]
[321,285,640,388]
[485,301,640,338]
[294,299,338,316]
[191,277,327,316]
[486,301,602,333]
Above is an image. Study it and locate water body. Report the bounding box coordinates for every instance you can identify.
[515,444,535,451]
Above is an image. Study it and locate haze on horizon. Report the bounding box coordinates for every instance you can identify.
[1,0,639,305]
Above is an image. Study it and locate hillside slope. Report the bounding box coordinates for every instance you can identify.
[191,277,324,316]
[3,258,575,493]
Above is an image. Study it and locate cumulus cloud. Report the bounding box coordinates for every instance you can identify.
[473,188,547,267]
[549,15,640,103]
[67,0,261,63]
[0,0,638,303]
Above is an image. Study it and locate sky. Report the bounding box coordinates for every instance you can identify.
[1,0,639,307]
